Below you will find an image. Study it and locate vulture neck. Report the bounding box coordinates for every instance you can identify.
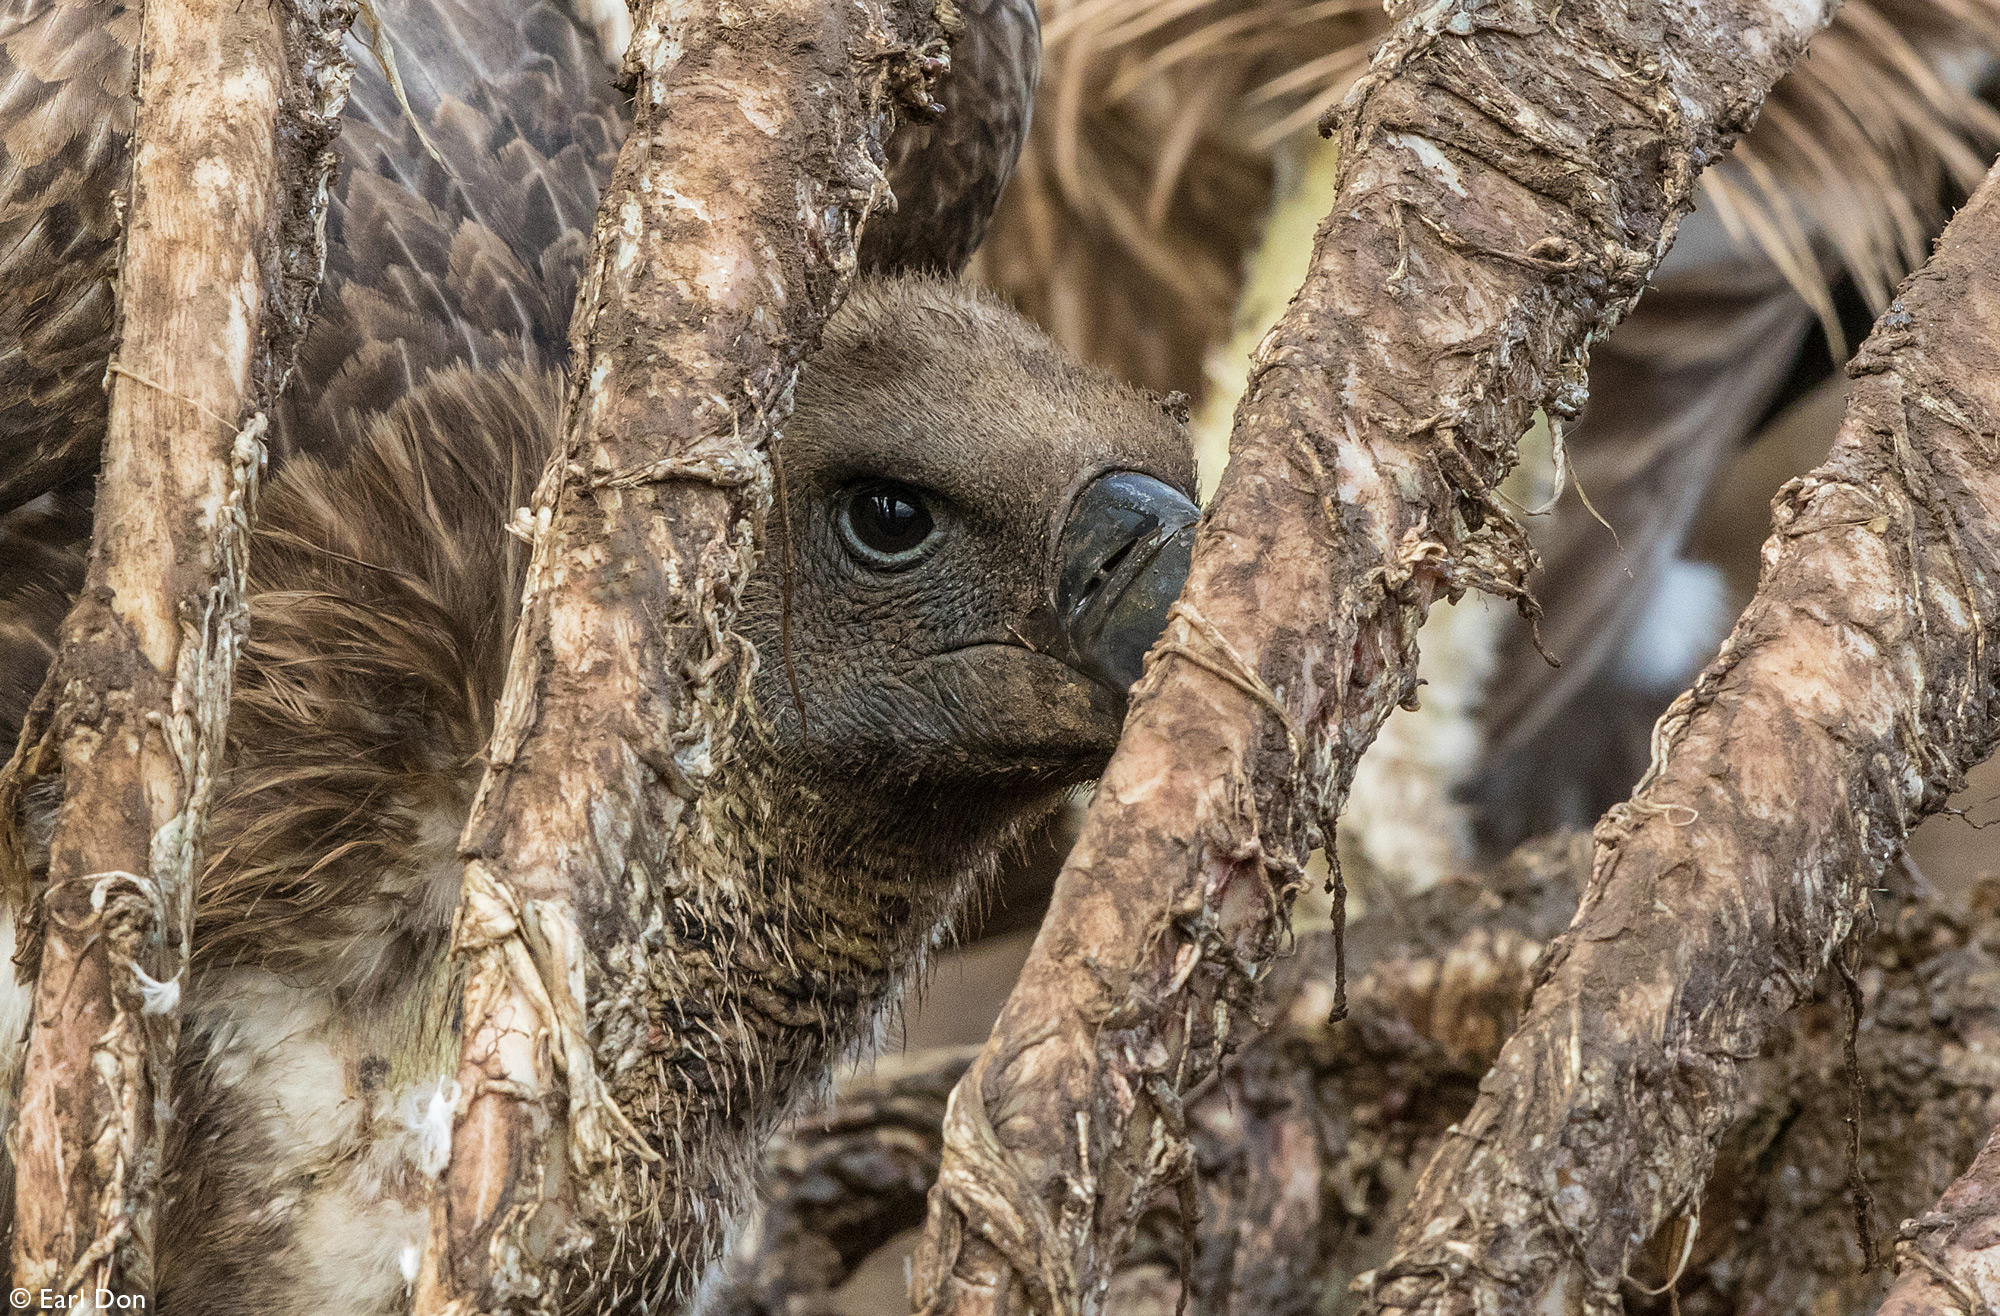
[587,730,1055,1300]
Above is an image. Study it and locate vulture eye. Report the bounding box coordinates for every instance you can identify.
[839,481,938,567]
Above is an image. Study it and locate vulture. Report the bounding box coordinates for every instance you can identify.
[0,0,1196,1311]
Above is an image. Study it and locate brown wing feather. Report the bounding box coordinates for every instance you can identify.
[860,0,1041,274]
[280,0,626,450]
[0,0,626,749]
[0,0,133,517]
[0,0,627,512]
[0,487,86,732]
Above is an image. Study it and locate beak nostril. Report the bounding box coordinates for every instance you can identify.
[1079,538,1139,606]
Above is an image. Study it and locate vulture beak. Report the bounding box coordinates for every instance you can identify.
[1055,470,1200,700]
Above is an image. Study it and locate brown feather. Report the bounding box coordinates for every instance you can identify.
[0,0,132,516]
[859,0,1043,273]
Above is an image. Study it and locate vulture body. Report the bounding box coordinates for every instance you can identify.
[0,0,1197,1311]
[141,281,1189,1316]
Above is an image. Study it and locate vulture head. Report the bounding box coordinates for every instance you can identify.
[746,280,1195,800]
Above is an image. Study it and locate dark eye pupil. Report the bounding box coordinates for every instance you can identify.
[848,485,934,557]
